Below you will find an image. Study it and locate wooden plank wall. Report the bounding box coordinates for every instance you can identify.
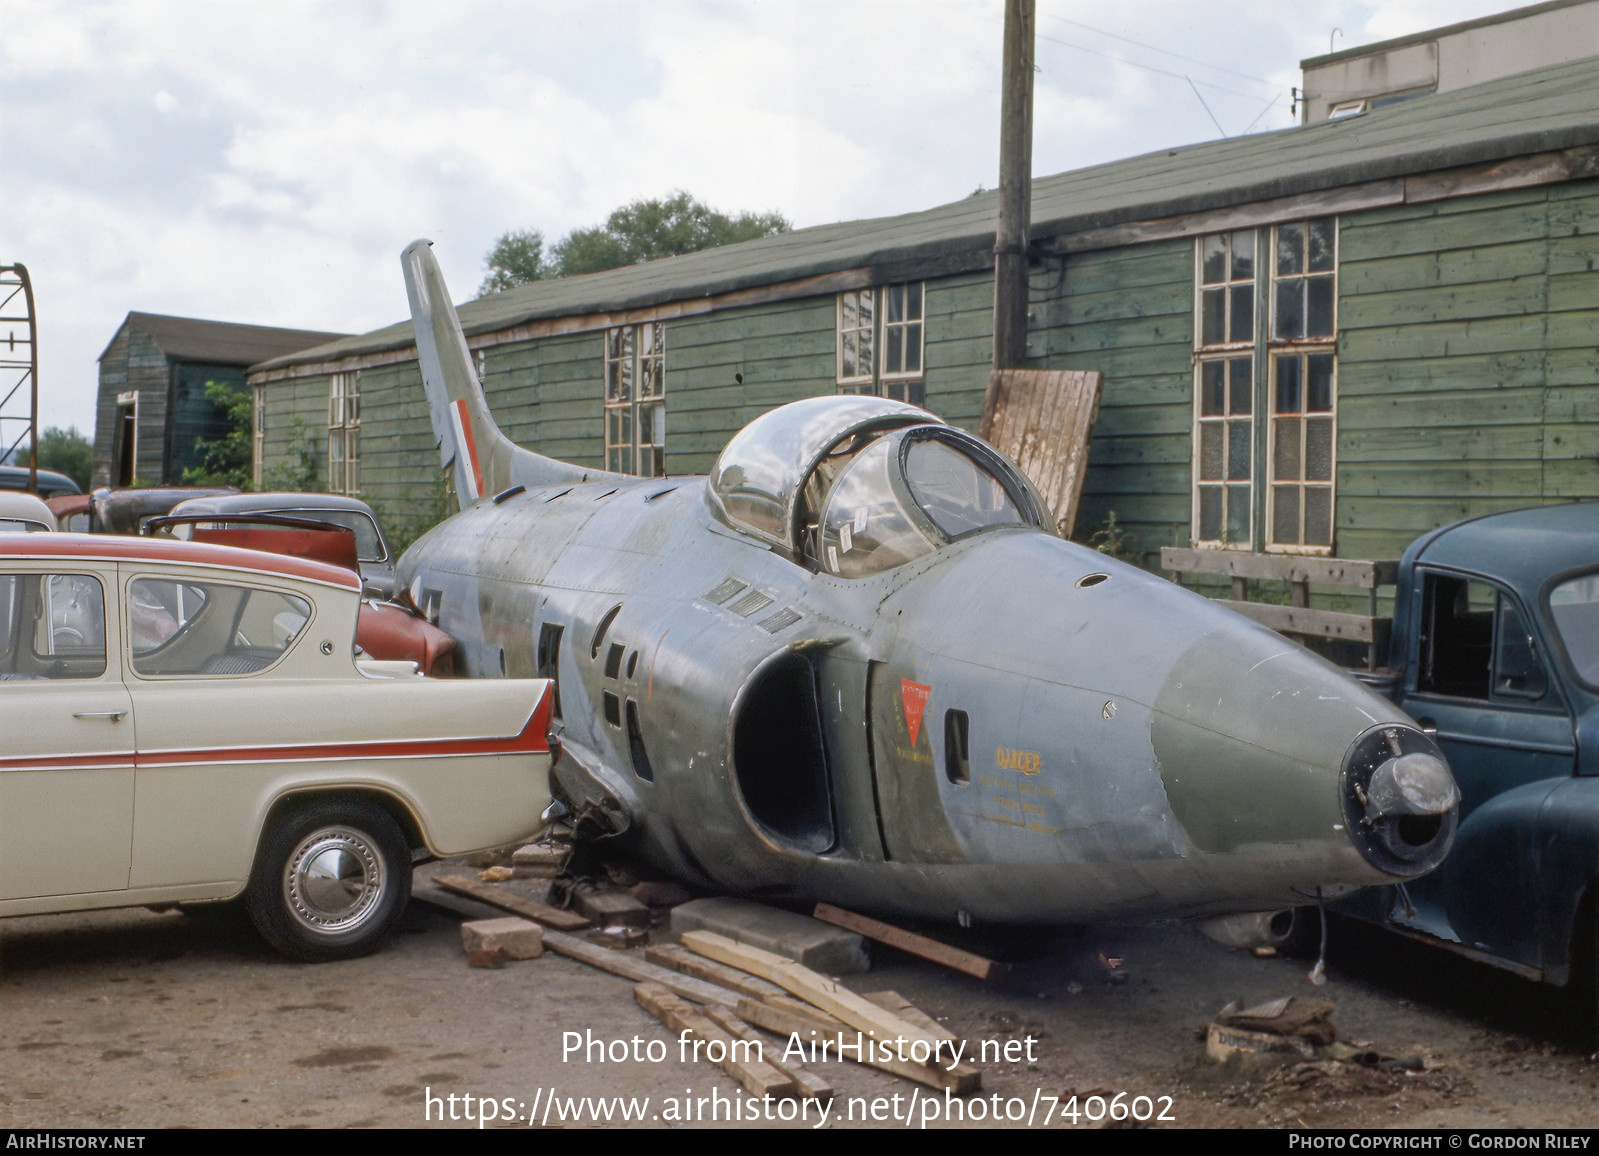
[253,175,1599,571]
[1337,178,1599,560]
[1028,238,1195,566]
[92,323,131,486]
[124,325,172,486]
[258,369,330,489]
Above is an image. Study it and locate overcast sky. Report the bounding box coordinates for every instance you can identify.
[3,0,1521,438]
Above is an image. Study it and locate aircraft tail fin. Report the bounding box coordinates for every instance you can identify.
[402,239,612,502]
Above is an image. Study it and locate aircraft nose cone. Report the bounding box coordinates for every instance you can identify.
[1365,751,1458,820]
[1150,619,1457,879]
[1339,724,1459,877]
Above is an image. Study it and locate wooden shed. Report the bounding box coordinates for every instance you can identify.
[95,312,345,488]
[250,54,1599,569]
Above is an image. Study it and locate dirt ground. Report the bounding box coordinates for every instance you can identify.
[4,861,1599,1131]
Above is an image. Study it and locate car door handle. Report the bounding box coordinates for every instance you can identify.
[73,710,128,722]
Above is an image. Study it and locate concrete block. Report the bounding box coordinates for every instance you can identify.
[669,898,869,975]
[460,916,544,960]
[511,843,568,878]
[573,888,651,928]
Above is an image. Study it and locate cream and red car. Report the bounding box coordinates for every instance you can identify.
[0,534,553,961]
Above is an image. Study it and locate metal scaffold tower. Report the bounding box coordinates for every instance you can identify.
[0,264,38,487]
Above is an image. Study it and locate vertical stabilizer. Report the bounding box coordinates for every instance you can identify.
[402,239,615,501]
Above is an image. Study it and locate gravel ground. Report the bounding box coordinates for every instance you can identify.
[3,864,1597,1131]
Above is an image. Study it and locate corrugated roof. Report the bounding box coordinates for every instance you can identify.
[102,312,348,366]
[256,54,1599,375]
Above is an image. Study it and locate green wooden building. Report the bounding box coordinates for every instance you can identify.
[249,56,1599,568]
[95,312,345,489]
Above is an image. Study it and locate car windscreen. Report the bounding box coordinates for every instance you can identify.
[1549,571,1599,687]
[280,509,384,561]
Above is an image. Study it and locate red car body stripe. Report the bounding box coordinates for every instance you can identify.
[0,688,551,771]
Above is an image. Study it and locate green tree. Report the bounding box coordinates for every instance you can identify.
[551,191,790,275]
[181,381,253,488]
[480,192,791,294]
[36,425,92,490]
[478,229,548,295]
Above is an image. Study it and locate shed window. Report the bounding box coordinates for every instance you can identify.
[836,284,924,406]
[327,372,360,495]
[252,385,266,489]
[604,322,665,476]
[1191,219,1337,552]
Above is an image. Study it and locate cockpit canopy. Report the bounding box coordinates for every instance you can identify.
[707,395,1052,576]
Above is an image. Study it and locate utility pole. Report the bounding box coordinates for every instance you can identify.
[993,0,1035,370]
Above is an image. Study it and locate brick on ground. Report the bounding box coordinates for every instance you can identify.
[460,916,544,960]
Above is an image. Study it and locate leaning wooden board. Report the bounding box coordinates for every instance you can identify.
[681,930,948,1053]
[432,873,592,931]
[812,901,1009,981]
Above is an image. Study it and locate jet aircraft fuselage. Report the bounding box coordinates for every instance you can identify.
[395,239,1459,925]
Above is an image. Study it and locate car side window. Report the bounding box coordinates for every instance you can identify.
[1416,572,1549,703]
[129,577,311,677]
[0,572,107,680]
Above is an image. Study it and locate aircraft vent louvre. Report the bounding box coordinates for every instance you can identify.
[703,578,748,605]
[728,590,775,618]
[757,607,802,633]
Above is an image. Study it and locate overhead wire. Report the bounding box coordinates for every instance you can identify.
[1038,10,1278,89]
[1034,31,1275,103]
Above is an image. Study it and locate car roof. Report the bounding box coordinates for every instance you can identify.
[1413,502,1599,594]
[0,491,56,530]
[0,465,81,496]
[0,532,362,590]
[171,491,380,516]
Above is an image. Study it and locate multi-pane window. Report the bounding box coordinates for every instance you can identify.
[1191,218,1338,553]
[1270,351,1335,548]
[327,372,359,495]
[604,322,665,477]
[836,290,875,392]
[836,284,925,406]
[1268,219,1337,549]
[252,385,266,489]
[1193,230,1256,546]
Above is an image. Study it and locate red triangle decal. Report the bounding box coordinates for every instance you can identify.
[901,679,932,747]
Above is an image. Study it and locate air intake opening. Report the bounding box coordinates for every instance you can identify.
[731,653,834,853]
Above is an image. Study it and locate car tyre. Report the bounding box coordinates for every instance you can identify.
[246,798,412,963]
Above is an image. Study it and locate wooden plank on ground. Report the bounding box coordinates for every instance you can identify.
[978,368,1103,538]
[433,873,591,931]
[634,984,796,1100]
[737,998,982,1094]
[410,883,507,923]
[541,930,736,1009]
[703,1006,833,1102]
[812,902,1008,982]
[862,992,957,1042]
[680,930,946,1054]
[646,943,788,1002]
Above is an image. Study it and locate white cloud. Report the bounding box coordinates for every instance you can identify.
[0,0,1546,436]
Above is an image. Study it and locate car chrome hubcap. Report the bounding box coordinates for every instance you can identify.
[283,827,385,935]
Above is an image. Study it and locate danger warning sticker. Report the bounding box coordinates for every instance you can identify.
[900,678,932,747]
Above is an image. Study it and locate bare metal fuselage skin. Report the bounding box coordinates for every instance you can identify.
[394,237,1456,926]
[401,476,1427,924]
